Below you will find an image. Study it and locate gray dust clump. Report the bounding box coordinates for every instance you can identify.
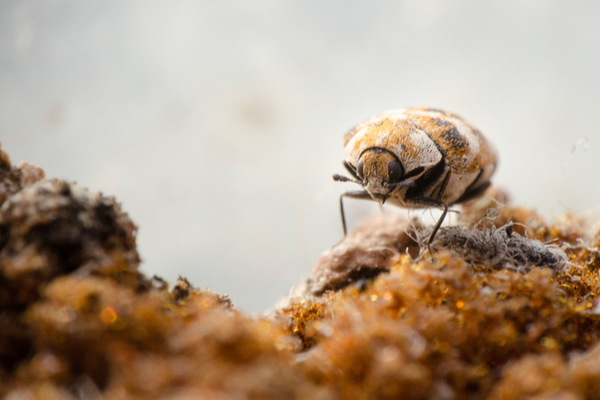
[422,223,567,270]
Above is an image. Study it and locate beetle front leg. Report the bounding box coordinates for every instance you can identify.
[339,190,373,236]
[404,195,449,255]
[343,161,362,181]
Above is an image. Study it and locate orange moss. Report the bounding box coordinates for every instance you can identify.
[278,293,334,350]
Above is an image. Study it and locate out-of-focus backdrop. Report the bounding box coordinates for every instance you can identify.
[1,1,599,312]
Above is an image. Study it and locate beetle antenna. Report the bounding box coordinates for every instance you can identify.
[332,174,362,186]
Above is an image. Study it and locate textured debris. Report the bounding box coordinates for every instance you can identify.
[0,145,145,384]
[0,178,142,310]
[427,223,567,270]
[3,145,600,399]
[298,213,420,297]
[0,147,45,207]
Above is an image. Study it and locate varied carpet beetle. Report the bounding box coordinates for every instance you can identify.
[333,107,498,252]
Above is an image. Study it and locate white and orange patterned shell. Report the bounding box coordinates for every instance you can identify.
[341,108,497,207]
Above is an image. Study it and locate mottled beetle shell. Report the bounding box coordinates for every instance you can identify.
[342,108,497,208]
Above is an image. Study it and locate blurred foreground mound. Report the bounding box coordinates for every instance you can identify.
[3,145,600,400]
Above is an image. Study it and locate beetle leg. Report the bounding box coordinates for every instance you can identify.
[339,190,372,235]
[384,180,415,190]
[433,170,452,201]
[343,160,361,181]
[404,195,448,255]
[428,201,448,254]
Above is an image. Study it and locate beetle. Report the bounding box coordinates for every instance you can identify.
[333,107,498,252]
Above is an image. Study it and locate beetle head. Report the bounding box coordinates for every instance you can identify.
[356,147,405,203]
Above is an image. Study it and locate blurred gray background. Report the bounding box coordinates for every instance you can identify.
[1,1,599,312]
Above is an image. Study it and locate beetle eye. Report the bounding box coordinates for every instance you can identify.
[387,159,404,183]
[356,159,364,179]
